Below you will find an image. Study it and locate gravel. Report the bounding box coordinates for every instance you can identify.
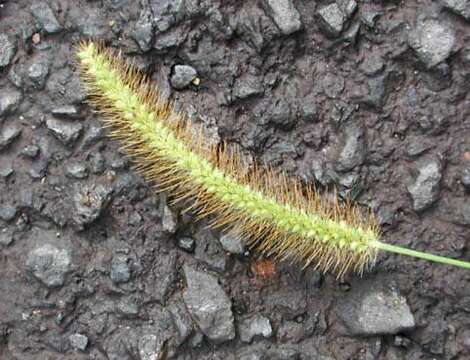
[170,65,198,90]
[238,315,273,343]
[0,88,22,118]
[407,157,443,212]
[408,18,456,68]
[442,0,470,20]
[262,0,302,35]
[182,266,235,343]
[337,281,416,336]
[0,34,16,69]
[26,244,71,288]
[46,118,83,147]
[30,2,62,34]
[69,333,88,351]
[318,3,346,37]
[219,233,245,254]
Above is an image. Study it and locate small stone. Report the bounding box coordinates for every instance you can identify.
[89,152,106,174]
[170,65,198,90]
[0,230,13,246]
[0,165,13,178]
[337,281,416,336]
[219,233,245,254]
[318,3,346,37]
[116,297,140,318]
[0,34,16,69]
[51,105,80,119]
[28,59,49,89]
[407,157,442,212]
[81,125,104,148]
[0,125,21,151]
[337,0,357,18]
[73,184,112,229]
[442,0,470,21]
[233,74,264,100]
[177,236,196,253]
[21,144,40,158]
[461,165,470,190]
[133,5,154,52]
[46,118,83,147]
[408,19,456,68]
[66,163,88,179]
[168,299,194,346]
[336,122,366,172]
[0,204,17,221]
[239,315,273,343]
[26,244,71,288]
[162,205,177,233]
[321,72,345,99]
[32,33,41,45]
[360,54,385,76]
[262,0,302,35]
[182,266,235,343]
[0,89,22,118]
[69,333,88,351]
[30,2,62,34]
[110,255,131,284]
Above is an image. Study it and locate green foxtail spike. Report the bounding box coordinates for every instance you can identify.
[76,41,470,277]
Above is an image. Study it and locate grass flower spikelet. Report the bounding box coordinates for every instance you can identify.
[77,41,470,277]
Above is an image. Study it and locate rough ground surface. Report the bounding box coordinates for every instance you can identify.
[1,0,470,359]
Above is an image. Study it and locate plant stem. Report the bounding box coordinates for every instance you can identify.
[375,241,470,270]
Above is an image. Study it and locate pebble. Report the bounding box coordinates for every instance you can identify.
[262,0,302,35]
[233,74,264,100]
[0,89,23,118]
[177,236,196,253]
[407,157,442,212]
[69,333,88,351]
[170,65,198,90]
[182,266,235,343]
[0,125,21,151]
[51,105,80,119]
[66,162,89,179]
[89,152,106,174]
[335,122,366,172]
[28,59,50,89]
[30,2,62,34]
[442,0,470,21]
[0,230,13,246]
[0,204,17,221]
[162,205,178,233]
[408,19,456,68]
[26,244,71,288]
[337,0,357,18]
[337,281,416,336]
[219,233,245,254]
[168,299,194,346]
[21,144,40,158]
[318,3,346,37]
[0,34,16,69]
[110,255,131,284]
[72,184,112,229]
[46,118,83,147]
[461,165,470,190]
[133,5,154,52]
[239,315,273,343]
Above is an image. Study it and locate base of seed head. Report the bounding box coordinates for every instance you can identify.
[76,41,470,277]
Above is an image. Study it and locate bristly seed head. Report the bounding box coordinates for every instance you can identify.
[77,41,381,278]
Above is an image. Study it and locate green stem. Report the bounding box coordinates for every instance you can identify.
[375,242,470,270]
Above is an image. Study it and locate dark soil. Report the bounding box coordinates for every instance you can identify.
[1,0,470,359]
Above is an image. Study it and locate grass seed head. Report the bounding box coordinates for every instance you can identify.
[77,41,382,278]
